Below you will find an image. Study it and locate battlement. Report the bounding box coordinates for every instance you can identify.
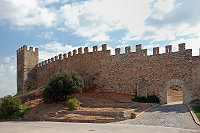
[36,43,194,68]
[17,45,38,54]
[37,44,110,67]
[114,43,188,56]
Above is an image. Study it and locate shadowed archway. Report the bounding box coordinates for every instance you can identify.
[167,85,183,103]
[164,79,189,104]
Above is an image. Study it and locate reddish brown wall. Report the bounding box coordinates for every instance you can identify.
[17,43,200,104]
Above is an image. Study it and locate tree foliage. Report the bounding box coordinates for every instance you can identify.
[0,95,30,119]
[42,71,84,103]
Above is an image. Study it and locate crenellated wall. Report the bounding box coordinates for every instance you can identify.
[99,44,196,104]
[17,43,200,104]
[35,44,111,89]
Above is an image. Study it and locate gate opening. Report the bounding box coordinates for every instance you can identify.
[167,85,183,103]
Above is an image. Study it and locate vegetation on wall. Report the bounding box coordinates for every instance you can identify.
[0,95,30,119]
[170,85,181,91]
[42,71,84,103]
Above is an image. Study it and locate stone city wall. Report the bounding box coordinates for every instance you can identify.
[17,43,200,104]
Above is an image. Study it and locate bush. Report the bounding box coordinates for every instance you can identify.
[146,95,160,103]
[66,98,80,111]
[132,95,160,103]
[42,71,84,103]
[170,85,180,91]
[0,95,30,119]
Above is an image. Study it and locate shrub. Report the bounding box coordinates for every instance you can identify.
[146,95,160,103]
[132,95,160,103]
[66,98,80,111]
[170,85,180,91]
[42,71,84,103]
[0,95,30,119]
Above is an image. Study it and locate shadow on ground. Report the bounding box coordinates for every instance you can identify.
[146,102,189,113]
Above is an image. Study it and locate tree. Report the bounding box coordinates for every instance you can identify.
[42,71,84,103]
[0,95,30,119]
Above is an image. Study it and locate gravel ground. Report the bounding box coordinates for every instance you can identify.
[116,102,200,131]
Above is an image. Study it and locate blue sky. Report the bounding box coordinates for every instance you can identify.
[0,0,200,98]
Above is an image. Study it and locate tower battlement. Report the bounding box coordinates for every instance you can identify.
[17,45,38,54]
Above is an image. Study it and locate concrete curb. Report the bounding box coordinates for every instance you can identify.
[187,103,200,126]
[136,104,159,118]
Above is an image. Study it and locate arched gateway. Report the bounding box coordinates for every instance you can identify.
[164,79,190,104]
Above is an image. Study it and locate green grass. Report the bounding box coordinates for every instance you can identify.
[192,106,200,121]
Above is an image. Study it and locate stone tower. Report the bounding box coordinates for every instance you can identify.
[17,45,38,93]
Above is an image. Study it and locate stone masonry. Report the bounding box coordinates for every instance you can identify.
[16,43,200,104]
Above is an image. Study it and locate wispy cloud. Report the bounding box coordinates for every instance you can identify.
[0,56,17,98]
[57,26,68,32]
[36,32,54,39]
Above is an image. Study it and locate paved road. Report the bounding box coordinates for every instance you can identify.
[116,102,200,131]
[0,102,199,133]
[0,121,199,133]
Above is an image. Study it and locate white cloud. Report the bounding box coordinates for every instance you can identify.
[0,56,17,98]
[145,0,200,42]
[143,44,160,55]
[90,33,110,42]
[116,44,128,48]
[0,0,57,27]
[170,37,200,56]
[0,0,200,53]
[55,0,200,45]
[38,41,88,61]
[57,26,68,32]
[36,32,54,39]
[58,0,153,41]
[4,56,12,63]
[39,0,60,5]
[143,44,159,49]
[150,28,176,42]
[107,46,115,55]
[151,0,175,20]
[61,0,70,4]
